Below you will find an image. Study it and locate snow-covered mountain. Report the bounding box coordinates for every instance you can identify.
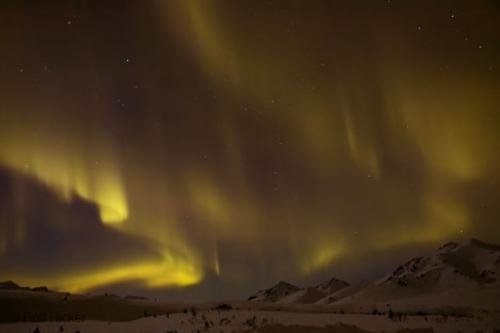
[247,281,301,302]
[248,277,349,304]
[280,278,349,304]
[382,238,499,288]
[334,238,500,309]
[316,277,350,294]
[248,239,500,310]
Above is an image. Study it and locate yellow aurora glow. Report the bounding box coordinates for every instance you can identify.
[0,1,499,296]
[0,135,128,224]
[11,251,202,293]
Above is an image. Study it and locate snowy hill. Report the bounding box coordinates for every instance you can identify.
[316,277,350,294]
[280,277,349,304]
[316,281,372,304]
[248,277,349,304]
[248,238,500,310]
[247,281,301,302]
[334,238,500,309]
[381,238,499,289]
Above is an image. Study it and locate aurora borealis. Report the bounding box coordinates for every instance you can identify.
[0,1,499,300]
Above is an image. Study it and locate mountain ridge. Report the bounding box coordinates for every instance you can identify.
[248,238,500,308]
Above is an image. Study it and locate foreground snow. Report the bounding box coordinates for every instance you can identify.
[1,309,498,333]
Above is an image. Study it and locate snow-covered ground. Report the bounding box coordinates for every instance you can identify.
[1,309,498,333]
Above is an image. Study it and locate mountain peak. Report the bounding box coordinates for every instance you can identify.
[384,238,500,288]
[438,241,460,252]
[276,280,297,288]
[316,277,349,294]
[248,276,350,304]
[247,281,301,302]
[0,281,22,290]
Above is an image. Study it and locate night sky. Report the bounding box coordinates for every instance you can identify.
[0,1,499,301]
